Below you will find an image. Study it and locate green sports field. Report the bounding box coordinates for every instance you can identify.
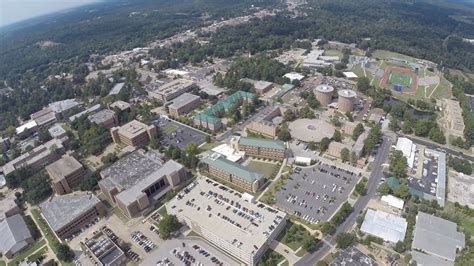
[389,72,412,88]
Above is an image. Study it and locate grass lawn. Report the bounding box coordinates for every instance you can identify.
[323,49,343,58]
[7,239,46,266]
[388,72,412,88]
[259,249,285,266]
[198,142,221,152]
[112,206,130,223]
[246,160,279,180]
[163,124,177,135]
[26,246,48,262]
[372,50,417,62]
[31,209,61,247]
[276,221,314,251]
[350,64,366,78]
[431,75,452,99]
[0,261,5,266]
[416,86,426,97]
[296,248,307,257]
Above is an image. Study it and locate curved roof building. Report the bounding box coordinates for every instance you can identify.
[338,89,357,112]
[314,85,334,106]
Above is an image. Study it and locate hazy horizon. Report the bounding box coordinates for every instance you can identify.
[0,0,101,27]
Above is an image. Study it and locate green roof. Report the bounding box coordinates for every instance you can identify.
[387,176,400,190]
[202,156,264,182]
[239,137,285,150]
[194,90,255,125]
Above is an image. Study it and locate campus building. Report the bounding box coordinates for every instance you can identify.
[148,78,195,102]
[360,209,407,243]
[246,105,283,138]
[0,214,33,259]
[110,120,157,147]
[254,81,273,94]
[412,212,465,263]
[231,136,286,160]
[194,90,255,132]
[201,153,265,193]
[82,230,127,266]
[0,195,20,221]
[2,138,65,176]
[99,150,186,218]
[46,154,86,195]
[167,93,201,117]
[39,193,104,240]
[88,109,118,129]
[166,179,287,265]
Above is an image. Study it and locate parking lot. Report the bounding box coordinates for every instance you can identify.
[154,117,207,150]
[141,238,239,266]
[331,246,378,266]
[274,162,361,223]
[407,152,438,196]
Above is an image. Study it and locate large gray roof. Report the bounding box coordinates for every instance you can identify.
[412,212,465,261]
[100,150,164,190]
[0,214,32,255]
[39,193,100,231]
[168,93,200,110]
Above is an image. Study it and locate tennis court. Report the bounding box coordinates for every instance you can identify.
[389,72,412,88]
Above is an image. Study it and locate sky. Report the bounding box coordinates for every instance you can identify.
[0,0,101,27]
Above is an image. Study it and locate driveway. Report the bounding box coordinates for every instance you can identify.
[295,135,392,265]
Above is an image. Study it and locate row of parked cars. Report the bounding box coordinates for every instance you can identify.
[131,231,156,253]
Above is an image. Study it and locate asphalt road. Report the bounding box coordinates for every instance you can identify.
[295,135,392,265]
[397,133,474,161]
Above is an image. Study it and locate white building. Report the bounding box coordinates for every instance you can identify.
[360,209,407,243]
[381,195,405,210]
[166,179,287,265]
[395,137,416,168]
[211,144,245,163]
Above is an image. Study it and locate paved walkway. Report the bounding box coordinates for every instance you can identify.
[270,241,300,265]
[256,158,288,201]
[26,207,59,263]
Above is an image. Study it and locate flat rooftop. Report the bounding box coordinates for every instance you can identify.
[88,109,115,124]
[412,212,465,261]
[360,209,407,243]
[154,78,194,95]
[115,120,151,138]
[168,93,200,110]
[109,100,131,111]
[100,150,184,205]
[39,193,100,231]
[46,155,83,180]
[166,179,286,256]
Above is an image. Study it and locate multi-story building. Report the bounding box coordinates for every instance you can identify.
[167,93,201,117]
[232,136,286,160]
[108,100,134,113]
[2,138,65,176]
[194,91,255,132]
[39,192,104,240]
[110,120,157,147]
[246,105,283,138]
[0,195,20,221]
[82,230,127,266]
[148,78,195,102]
[201,153,265,193]
[166,179,287,265]
[0,137,10,153]
[254,81,273,94]
[0,214,33,259]
[99,150,186,218]
[88,109,118,129]
[46,154,86,195]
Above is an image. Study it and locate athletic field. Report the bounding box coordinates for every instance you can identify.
[389,72,412,88]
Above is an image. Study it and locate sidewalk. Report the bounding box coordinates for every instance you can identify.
[270,240,300,265]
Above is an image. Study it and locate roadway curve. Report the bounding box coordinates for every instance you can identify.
[295,135,392,265]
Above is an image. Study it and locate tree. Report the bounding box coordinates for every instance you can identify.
[350,151,357,163]
[277,124,292,141]
[377,182,391,195]
[357,77,370,94]
[56,244,74,262]
[205,135,212,143]
[355,182,366,195]
[394,241,406,253]
[336,233,356,249]
[352,123,364,141]
[341,148,350,162]
[320,222,335,235]
[389,150,407,179]
[158,215,182,239]
[394,183,410,199]
[283,109,296,122]
[80,173,99,191]
[302,238,318,251]
[320,137,331,152]
[332,130,342,142]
